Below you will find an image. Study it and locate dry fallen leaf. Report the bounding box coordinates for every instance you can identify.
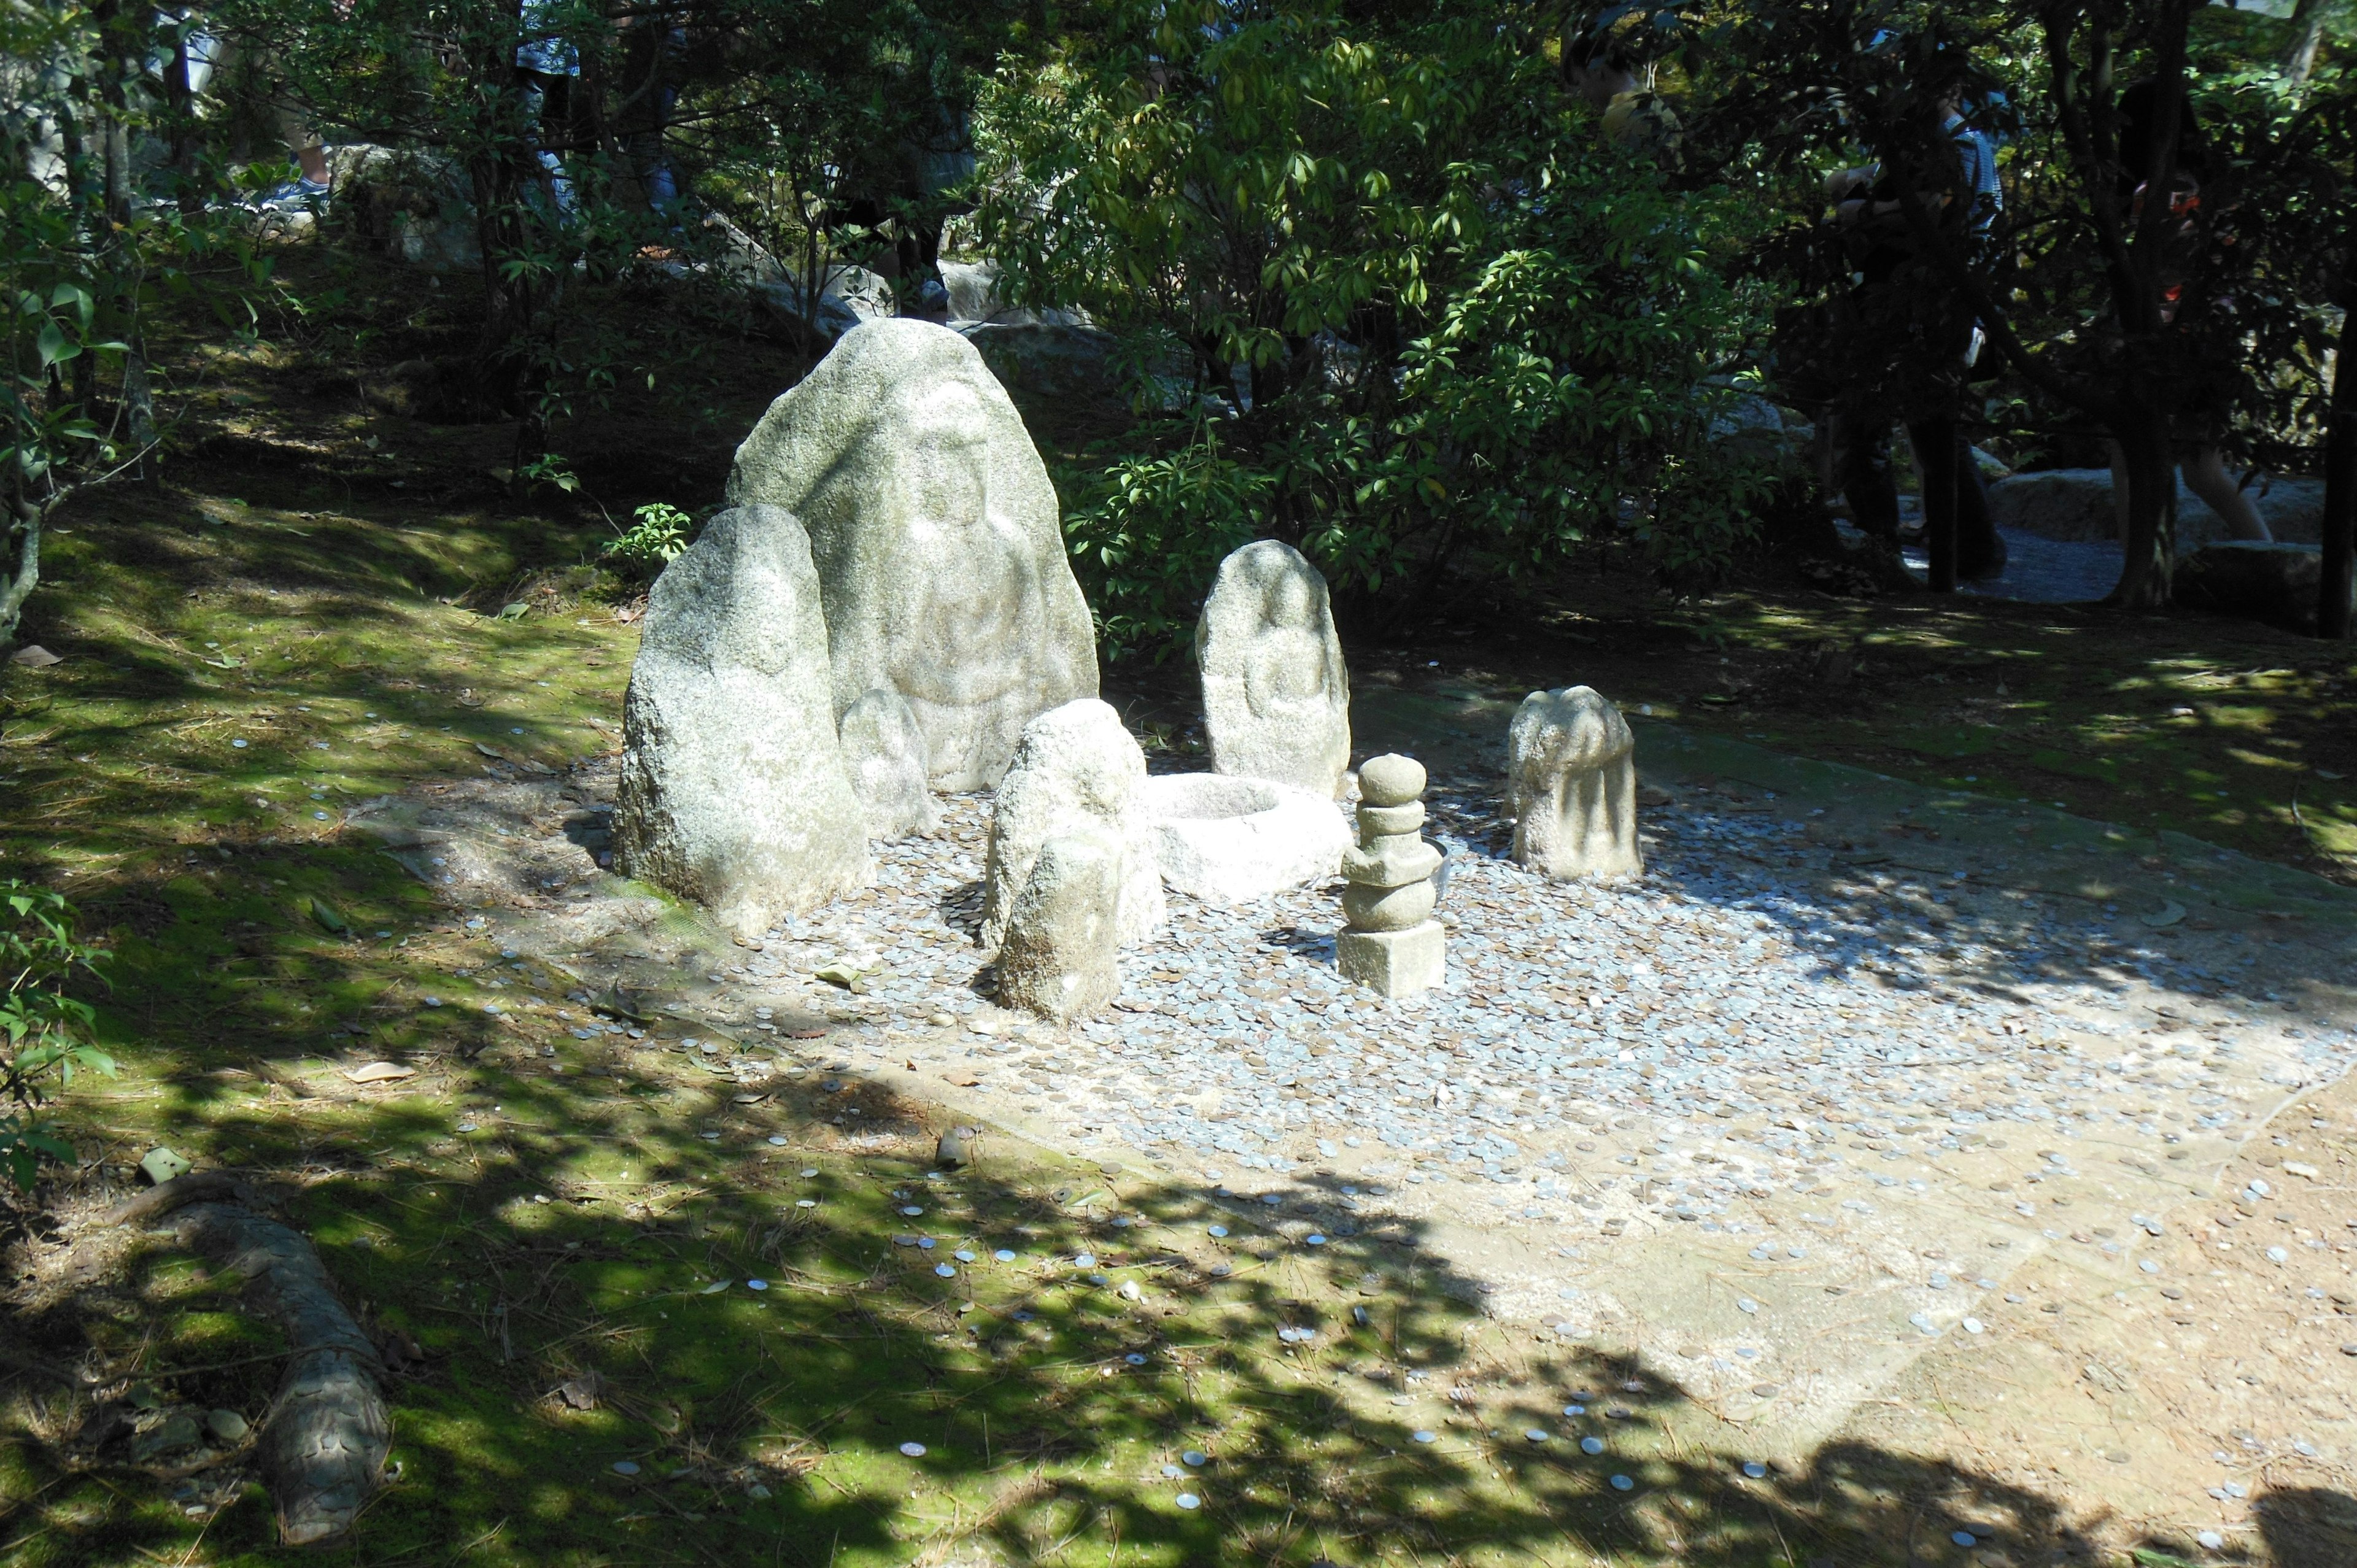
[940,1069,981,1087]
[344,1061,416,1084]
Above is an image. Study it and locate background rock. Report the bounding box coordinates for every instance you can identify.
[2174,541,2337,636]
[1987,468,2324,545]
[727,319,1099,789]
[748,264,896,346]
[613,505,870,936]
[325,144,478,272]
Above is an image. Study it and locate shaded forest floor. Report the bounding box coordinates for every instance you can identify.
[1,239,2351,1566]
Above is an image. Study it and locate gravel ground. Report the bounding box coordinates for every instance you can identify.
[1903,527,2127,603]
[732,787,2349,1200]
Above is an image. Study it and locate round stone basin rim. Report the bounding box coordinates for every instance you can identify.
[1144,773,1285,821]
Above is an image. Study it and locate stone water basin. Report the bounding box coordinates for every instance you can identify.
[1141,774,1353,908]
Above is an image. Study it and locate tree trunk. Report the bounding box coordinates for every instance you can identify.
[2320,247,2356,638]
[166,15,201,217]
[1,498,47,649]
[2110,407,2177,608]
[465,0,549,428]
[2282,0,2329,88]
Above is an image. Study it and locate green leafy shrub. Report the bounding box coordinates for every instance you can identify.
[2,882,112,1190]
[1059,429,1269,662]
[602,501,697,577]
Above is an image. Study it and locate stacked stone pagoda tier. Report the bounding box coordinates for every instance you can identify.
[1336,753,1445,998]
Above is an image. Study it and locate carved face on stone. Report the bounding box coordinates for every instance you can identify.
[725,320,1102,790]
[1240,574,1340,716]
[868,380,1045,714]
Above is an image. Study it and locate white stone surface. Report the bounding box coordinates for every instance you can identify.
[612,506,870,937]
[838,687,937,841]
[980,700,1163,950]
[1140,773,1352,908]
[1196,540,1350,797]
[1508,687,1643,882]
[996,830,1122,1021]
[727,319,1099,789]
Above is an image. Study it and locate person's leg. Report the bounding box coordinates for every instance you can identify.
[1950,427,2005,577]
[250,44,329,188]
[1835,408,1902,541]
[2181,444,2272,542]
[1910,416,1960,592]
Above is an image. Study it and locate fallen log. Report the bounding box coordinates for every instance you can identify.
[107,1173,389,1546]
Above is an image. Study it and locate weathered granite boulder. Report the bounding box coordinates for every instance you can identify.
[996,830,1123,1022]
[1986,468,2327,545]
[1139,773,1352,907]
[325,144,478,272]
[613,505,870,937]
[2175,541,2337,636]
[727,319,1099,789]
[979,699,1163,950]
[838,687,937,840]
[1196,540,1350,797]
[1507,686,1643,881]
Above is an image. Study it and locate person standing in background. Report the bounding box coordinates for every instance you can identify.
[2103,77,2273,544]
[1822,69,2010,585]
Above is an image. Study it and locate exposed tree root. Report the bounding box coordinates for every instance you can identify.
[109,1173,390,1546]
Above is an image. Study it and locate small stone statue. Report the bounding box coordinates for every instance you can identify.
[1506,686,1642,881]
[1196,539,1352,797]
[1336,753,1446,998]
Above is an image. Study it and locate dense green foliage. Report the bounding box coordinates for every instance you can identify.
[977,1,1780,652]
[1647,0,2355,603]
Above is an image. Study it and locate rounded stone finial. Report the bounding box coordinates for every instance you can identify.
[1357,754,1426,807]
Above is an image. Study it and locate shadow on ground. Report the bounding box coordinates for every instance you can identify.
[10,1048,2351,1567]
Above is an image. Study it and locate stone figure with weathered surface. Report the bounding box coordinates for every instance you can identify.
[1506,686,1643,881]
[996,830,1123,1021]
[979,699,1163,951]
[1336,753,1445,998]
[838,687,938,840]
[1196,540,1350,797]
[613,505,870,937]
[727,319,1099,789]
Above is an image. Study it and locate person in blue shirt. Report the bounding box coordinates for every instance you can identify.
[516,0,581,215]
